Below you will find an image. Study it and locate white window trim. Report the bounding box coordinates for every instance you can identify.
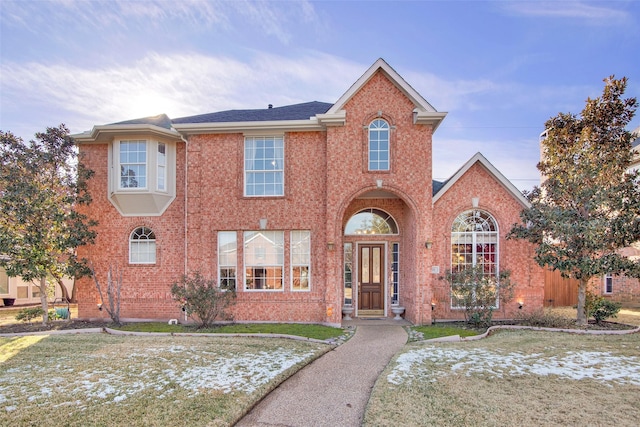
[218,231,237,290]
[243,231,284,292]
[368,119,390,171]
[450,210,500,309]
[129,226,157,264]
[290,230,311,292]
[603,274,613,294]
[157,142,167,192]
[118,140,148,190]
[243,136,285,197]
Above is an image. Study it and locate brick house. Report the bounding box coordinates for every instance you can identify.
[73,59,544,325]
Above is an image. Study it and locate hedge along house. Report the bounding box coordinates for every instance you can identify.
[73,59,544,326]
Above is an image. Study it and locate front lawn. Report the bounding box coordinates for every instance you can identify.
[0,334,330,426]
[364,329,640,426]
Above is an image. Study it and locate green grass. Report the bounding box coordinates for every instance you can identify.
[410,323,480,340]
[115,322,346,340]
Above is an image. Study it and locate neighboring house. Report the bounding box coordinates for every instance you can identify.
[73,59,544,325]
[596,126,640,305]
[0,267,72,306]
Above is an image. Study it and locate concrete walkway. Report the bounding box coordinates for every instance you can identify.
[235,318,409,427]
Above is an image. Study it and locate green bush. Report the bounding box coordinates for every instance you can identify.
[442,267,515,328]
[514,308,576,329]
[586,292,622,325]
[15,307,44,323]
[170,271,237,328]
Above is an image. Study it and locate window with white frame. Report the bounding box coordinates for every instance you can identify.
[344,243,353,305]
[368,119,389,171]
[218,231,237,290]
[244,136,284,196]
[244,231,283,290]
[451,210,499,308]
[291,231,310,291]
[604,274,613,294]
[157,143,166,191]
[120,140,147,189]
[129,226,156,264]
[391,243,399,305]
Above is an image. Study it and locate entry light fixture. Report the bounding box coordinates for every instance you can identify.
[431,301,437,310]
[425,240,433,249]
[97,303,102,311]
[327,242,335,251]
[518,300,524,309]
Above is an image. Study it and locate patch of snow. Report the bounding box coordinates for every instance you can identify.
[388,347,640,386]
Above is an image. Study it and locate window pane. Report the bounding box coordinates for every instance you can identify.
[218,231,237,290]
[120,141,147,188]
[291,231,310,291]
[157,143,166,191]
[369,119,390,171]
[344,243,353,305]
[0,268,8,294]
[245,136,284,196]
[130,227,156,264]
[244,231,284,291]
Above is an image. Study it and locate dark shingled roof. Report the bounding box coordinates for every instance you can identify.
[432,180,446,196]
[172,101,333,124]
[112,114,173,129]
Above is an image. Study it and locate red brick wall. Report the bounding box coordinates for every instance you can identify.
[432,162,545,321]
[76,142,187,321]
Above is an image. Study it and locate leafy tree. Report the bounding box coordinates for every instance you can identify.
[0,125,96,325]
[509,77,640,326]
[171,271,236,328]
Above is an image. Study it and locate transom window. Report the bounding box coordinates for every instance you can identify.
[129,226,156,264]
[451,210,499,307]
[120,141,147,189]
[368,119,389,171]
[244,136,284,196]
[345,208,398,235]
[244,231,284,291]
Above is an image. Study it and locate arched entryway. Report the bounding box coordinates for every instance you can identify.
[340,190,419,319]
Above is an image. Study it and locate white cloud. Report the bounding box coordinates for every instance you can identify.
[502,1,630,23]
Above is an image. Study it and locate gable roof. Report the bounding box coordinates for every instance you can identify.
[433,152,530,208]
[321,58,447,130]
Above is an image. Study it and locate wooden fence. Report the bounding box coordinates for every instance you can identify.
[544,269,579,307]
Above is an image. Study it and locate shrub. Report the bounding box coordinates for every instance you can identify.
[15,307,44,323]
[514,308,576,329]
[586,292,622,325]
[442,267,516,328]
[170,271,236,328]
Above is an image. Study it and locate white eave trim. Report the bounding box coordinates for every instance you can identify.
[72,124,181,143]
[413,110,448,131]
[173,119,325,134]
[433,152,530,208]
[327,58,444,125]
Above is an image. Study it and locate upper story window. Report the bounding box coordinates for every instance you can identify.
[120,141,147,189]
[157,143,166,191]
[129,226,156,264]
[604,274,613,294]
[368,119,389,171]
[244,136,284,197]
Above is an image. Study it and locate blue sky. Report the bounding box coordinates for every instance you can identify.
[1,0,639,191]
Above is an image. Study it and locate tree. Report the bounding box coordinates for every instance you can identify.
[0,125,96,325]
[509,76,640,326]
[171,271,237,328]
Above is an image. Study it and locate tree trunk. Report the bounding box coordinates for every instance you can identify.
[576,278,589,327]
[55,277,71,302]
[40,277,48,326]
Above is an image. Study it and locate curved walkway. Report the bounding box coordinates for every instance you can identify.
[235,318,409,427]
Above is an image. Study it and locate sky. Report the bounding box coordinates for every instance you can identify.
[1,0,639,192]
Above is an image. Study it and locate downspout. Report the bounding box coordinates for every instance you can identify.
[179,133,189,277]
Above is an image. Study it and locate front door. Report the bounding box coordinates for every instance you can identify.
[358,244,384,311]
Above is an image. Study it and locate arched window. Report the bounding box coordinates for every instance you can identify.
[368,119,389,171]
[451,210,499,307]
[345,208,398,235]
[129,227,156,264]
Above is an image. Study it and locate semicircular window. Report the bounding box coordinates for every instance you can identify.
[345,209,398,235]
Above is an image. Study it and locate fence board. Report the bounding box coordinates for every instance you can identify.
[544,269,579,307]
